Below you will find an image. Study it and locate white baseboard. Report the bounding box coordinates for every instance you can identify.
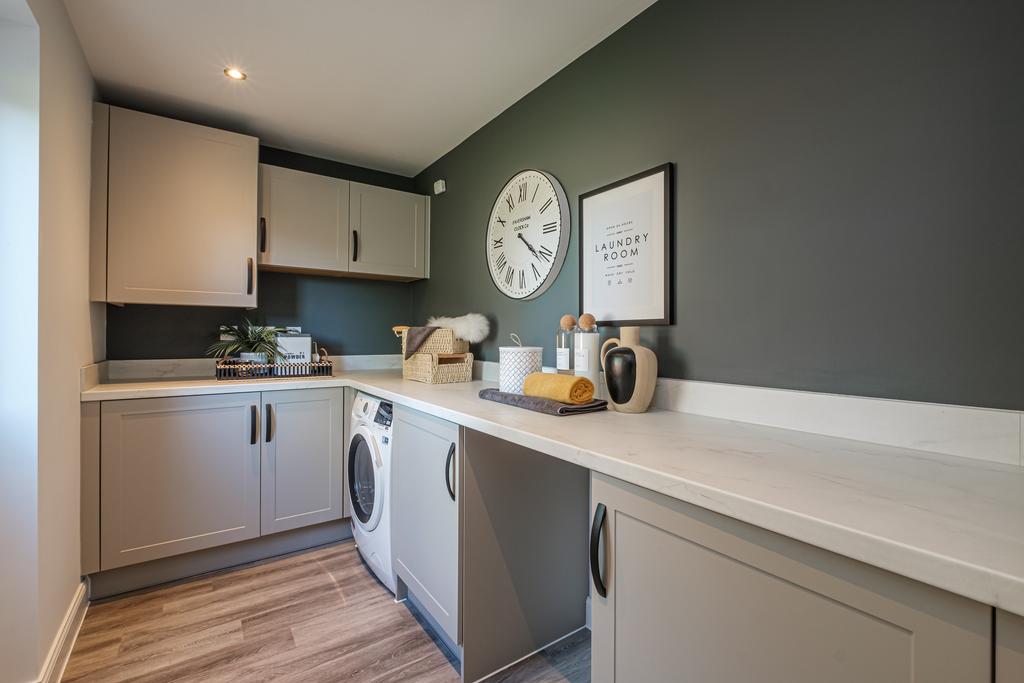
[38,580,88,683]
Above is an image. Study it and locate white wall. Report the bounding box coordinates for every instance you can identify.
[28,0,102,676]
[0,0,99,679]
[0,5,42,681]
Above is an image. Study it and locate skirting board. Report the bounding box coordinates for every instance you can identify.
[473,360,1021,466]
[38,580,88,683]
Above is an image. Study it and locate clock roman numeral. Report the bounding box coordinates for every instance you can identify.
[539,197,552,214]
[505,193,515,212]
[532,184,539,203]
[492,237,503,249]
[505,267,514,287]
[495,216,506,227]
[538,245,553,262]
[518,183,527,203]
[531,263,540,281]
[542,221,558,234]
[519,269,526,289]
[495,252,507,270]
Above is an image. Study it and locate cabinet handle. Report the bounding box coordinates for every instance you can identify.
[265,403,274,443]
[259,217,267,253]
[352,230,359,262]
[246,258,254,295]
[250,405,258,445]
[444,442,456,501]
[590,503,607,598]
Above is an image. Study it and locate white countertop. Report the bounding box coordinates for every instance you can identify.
[82,370,1024,617]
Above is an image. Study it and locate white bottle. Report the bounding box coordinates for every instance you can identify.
[555,314,576,375]
[573,313,600,385]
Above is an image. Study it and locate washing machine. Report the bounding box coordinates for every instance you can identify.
[348,392,396,593]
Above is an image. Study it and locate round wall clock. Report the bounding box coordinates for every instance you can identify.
[486,169,570,300]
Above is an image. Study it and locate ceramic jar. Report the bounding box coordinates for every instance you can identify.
[600,326,657,413]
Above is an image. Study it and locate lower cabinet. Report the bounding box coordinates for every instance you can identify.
[392,405,460,644]
[998,610,1024,683]
[100,394,262,569]
[590,472,992,683]
[97,388,345,571]
[261,388,345,535]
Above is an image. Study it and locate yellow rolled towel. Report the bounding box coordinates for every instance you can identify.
[522,372,595,405]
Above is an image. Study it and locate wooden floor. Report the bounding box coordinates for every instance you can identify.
[64,541,590,682]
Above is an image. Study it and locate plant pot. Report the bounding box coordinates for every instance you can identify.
[239,352,268,364]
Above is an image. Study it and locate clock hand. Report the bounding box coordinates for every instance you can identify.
[517,233,541,260]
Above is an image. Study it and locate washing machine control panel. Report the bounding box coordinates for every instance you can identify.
[373,401,393,428]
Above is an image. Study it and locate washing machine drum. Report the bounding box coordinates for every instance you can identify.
[348,427,384,531]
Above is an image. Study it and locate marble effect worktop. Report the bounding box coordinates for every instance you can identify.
[82,370,1024,617]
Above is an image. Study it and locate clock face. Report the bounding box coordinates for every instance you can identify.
[486,170,570,300]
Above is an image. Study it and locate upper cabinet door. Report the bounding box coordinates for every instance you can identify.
[349,182,428,280]
[105,107,259,306]
[258,164,350,274]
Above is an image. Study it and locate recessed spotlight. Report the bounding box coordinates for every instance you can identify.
[223,67,247,81]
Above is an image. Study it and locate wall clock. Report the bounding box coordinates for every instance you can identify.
[486,169,570,300]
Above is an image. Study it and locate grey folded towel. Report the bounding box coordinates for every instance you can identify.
[479,388,608,416]
[404,326,439,359]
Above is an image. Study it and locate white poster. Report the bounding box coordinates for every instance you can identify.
[580,165,670,325]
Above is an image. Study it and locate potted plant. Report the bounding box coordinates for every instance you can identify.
[206,319,284,364]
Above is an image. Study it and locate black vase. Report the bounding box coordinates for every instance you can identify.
[604,347,637,405]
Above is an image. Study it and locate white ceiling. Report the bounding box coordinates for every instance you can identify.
[64,0,656,176]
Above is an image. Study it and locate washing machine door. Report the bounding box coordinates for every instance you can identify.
[348,425,384,532]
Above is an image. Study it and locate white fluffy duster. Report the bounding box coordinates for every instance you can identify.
[427,313,490,344]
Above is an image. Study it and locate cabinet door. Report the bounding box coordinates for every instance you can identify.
[997,610,1024,683]
[590,472,990,683]
[106,106,258,306]
[258,164,350,273]
[393,405,459,642]
[349,182,428,279]
[100,394,261,570]
[261,388,345,535]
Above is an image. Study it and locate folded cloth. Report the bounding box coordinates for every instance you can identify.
[479,388,607,416]
[522,372,595,405]
[403,326,439,359]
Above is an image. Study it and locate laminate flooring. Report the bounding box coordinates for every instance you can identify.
[63,541,590,682]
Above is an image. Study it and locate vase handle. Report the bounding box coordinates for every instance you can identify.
[600,337,620,371]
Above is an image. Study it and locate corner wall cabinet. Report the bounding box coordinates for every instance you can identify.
[258,169,430,281]
[349,182,429,280]
[94,388,345,571]
[589,472,991,683]
[392,405,461,645]
[90,104,259,306]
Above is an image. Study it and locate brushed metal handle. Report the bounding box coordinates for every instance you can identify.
[250,405,258,445]
[352,230,359,262]
[246,258,254,295]
[590,503,607,598]
[265,403,274,443]
[259,217,267,253]
[444,443,456,501]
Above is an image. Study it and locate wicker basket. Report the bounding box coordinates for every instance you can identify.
[396,327,469,356]
[216,359,333,380]
[403,352,474,384]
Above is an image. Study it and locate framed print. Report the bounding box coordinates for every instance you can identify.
[579,163,672,326]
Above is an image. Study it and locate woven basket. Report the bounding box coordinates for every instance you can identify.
[403,352,474,384]
[396,327,469,356]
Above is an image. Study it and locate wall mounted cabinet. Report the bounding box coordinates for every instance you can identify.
[257,169,429,281]
[589,472,991,683]
[91,104,260,307]
[393,405,460,644]
[349,182,429,280]
[258,164,350,274]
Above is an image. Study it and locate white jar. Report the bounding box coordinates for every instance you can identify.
[499,344,543,394]
[573,313,600,385]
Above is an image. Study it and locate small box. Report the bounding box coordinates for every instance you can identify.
[276,333,311,364]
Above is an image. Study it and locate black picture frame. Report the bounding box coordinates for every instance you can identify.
[578,163,673,326]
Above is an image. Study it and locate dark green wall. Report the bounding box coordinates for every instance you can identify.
[105,147,415,359]
[412,0,1024,410]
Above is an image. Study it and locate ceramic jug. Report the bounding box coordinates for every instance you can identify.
[600,326,657,413]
